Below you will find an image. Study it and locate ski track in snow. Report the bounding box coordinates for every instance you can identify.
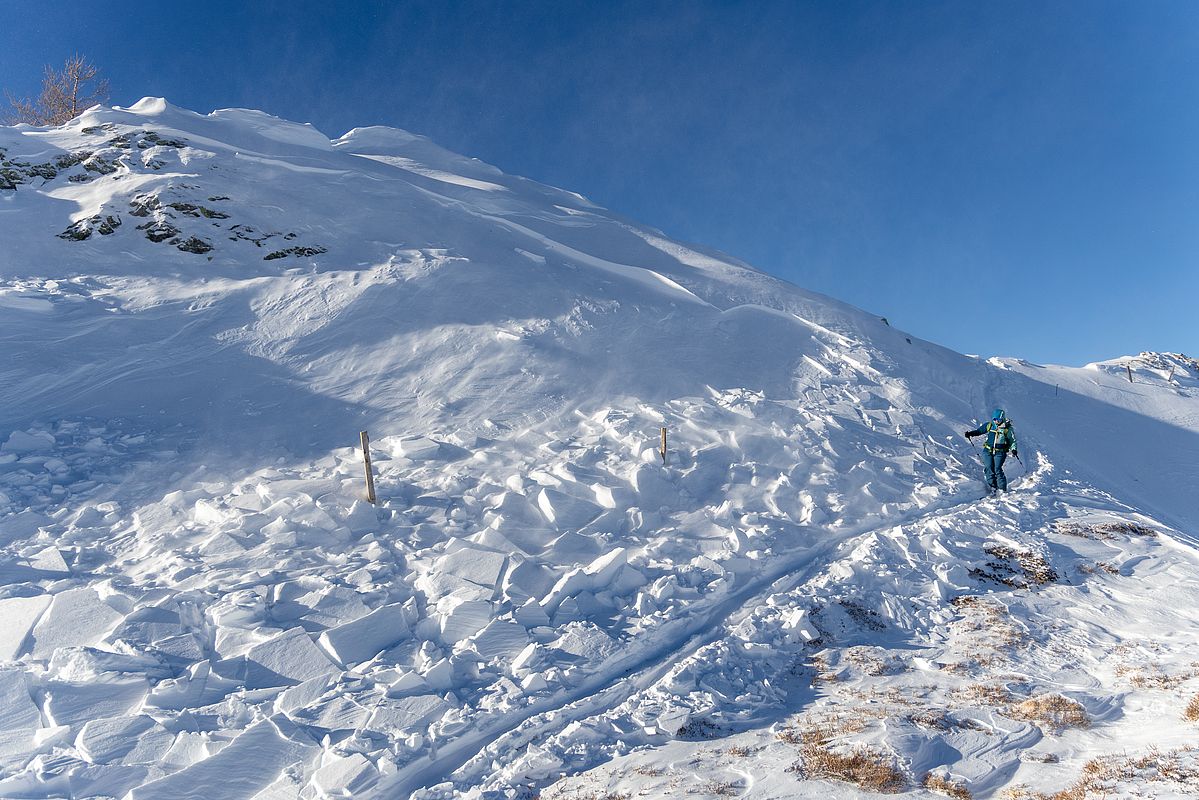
[0,100,1197,800]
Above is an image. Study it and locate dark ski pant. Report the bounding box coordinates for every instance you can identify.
[983,449,1009,491]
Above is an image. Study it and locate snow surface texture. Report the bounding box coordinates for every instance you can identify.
[1,100,1197,799]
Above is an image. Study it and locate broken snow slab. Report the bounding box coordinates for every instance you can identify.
[77,714,174,765]
[376,435,442,460]
[0,594,51,660]
[317,603,410,666]
[365,694,452,736]
[465,619,529,661]
[126,715,317,800]
[311,752,380,797]
[27,545,70,574]
[29,587,125,659]
[240,627,339,689]
[437,540,508,590]
[536,487,602,529]
[43,674,148,726]
[0,670,40,730]
[437,596,493,644]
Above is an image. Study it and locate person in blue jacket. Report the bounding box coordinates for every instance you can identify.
[965,408,1018,493]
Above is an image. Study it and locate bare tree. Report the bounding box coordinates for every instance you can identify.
[4,55,110,126]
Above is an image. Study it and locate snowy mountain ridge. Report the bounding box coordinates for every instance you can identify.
[1,99,1198,800]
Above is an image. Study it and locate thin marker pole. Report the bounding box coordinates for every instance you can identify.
[660,427,667,465]
[360,430,377,504]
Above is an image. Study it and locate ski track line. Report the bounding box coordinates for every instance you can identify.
[376,485,1016,797]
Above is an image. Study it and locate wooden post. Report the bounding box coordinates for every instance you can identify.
[1126,364,1133,383]
[1055,384,1059,397]
[360,430,377,504]
[1169,365,1176,382]
[660,427,667,465]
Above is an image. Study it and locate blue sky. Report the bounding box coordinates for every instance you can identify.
[3,0,1195,365]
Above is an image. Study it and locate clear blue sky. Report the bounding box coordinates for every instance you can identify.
[3,1,1196,365]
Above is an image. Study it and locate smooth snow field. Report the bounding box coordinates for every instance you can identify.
[1,100,1198,800]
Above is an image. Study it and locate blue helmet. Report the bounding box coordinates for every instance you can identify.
[992,408,1006,421]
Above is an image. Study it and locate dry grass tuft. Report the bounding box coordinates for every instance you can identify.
[1000,746,1199,799]
[1008,694,1090,732]
[726,744,751,757]
[953,683,1015,706]
[1053,520,1158,541]
[971,543,1059,587]
[699,780,738,797]
[1184,695,1199,722]
[1114,661,1199,690]
[783,723,905,793]
[923,772,973,799]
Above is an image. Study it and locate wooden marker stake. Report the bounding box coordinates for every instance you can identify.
[660,427,667,465]
[1169,365,1176,382]
[1126,365,1134,384]
[360,430,377,504]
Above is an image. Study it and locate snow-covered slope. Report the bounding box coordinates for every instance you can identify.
[1,100,1197,800]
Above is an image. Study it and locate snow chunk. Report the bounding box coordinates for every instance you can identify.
[127,715,317,800]
[44,675,147,726]
[438,597,493,644]
[1,430,55,454]
[376,435,442,460]
[437,543,508,591]
[0,670,39,730]
[76,714,174,764]
[366,694,452,735]
[466,619,529,661]
[537,487,602,529]
[29,588,124,659]
[782,608,819,643]
[317,603,410,666]
[311,752,379,797]
[28,546,69,574]
[244,627,339,688]
[0,595,51,660]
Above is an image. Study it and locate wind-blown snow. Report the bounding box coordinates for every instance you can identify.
[1,99,1197,800]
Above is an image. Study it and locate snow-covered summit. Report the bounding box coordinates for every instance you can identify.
[1,103,1198,800]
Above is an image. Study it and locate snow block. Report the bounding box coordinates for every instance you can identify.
[76,714,174,765]
[311,753,379,797]
[126,715,317,800]
[782,608,819,643]
[584,547,628,587]
[466,619,530,661]
[437,596,493,644]
[537,487,602,529]
[377,435,441,460]
[365,694,452,735]
[29,588,124,659]
[317,603,410,666]
[0,670,40,730]
[1,430,55,454]
[244,627,339,688]
[28,546,69,575]
[437,543,508,591]
[43,675,148,727]
[0,595,51,660]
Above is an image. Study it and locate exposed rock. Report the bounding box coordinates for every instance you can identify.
[82,155,118,175]
[129,195,161,217]
[139,221,179,243]
[176,237,213,254]
[58,215,121,241]
[264,245,326,261]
